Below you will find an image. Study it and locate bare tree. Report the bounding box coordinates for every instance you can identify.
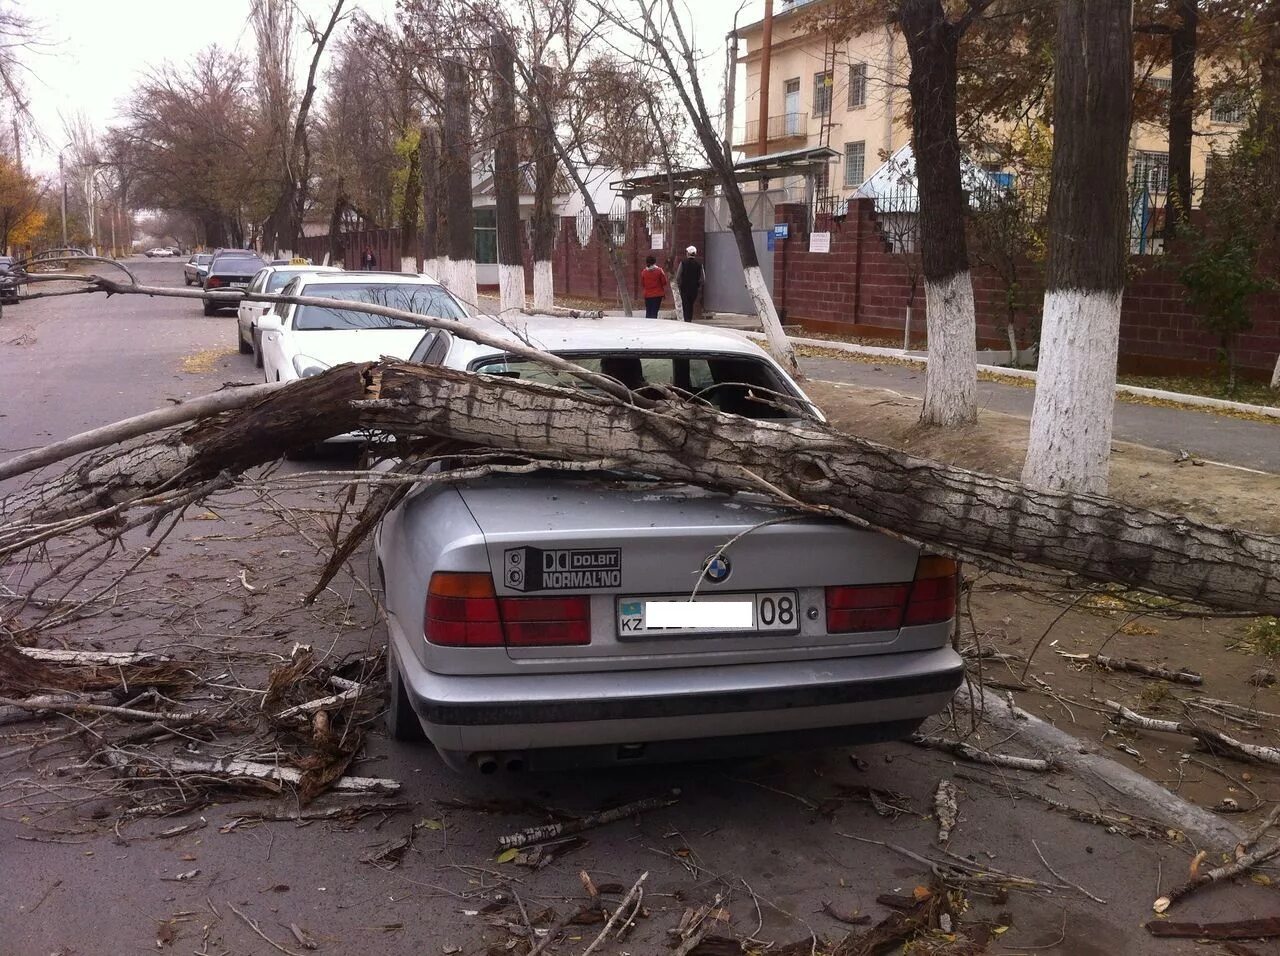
[1022,0,1133,494]
[441,58,477,303]
[528,65,558,311]
[490,30,525,313]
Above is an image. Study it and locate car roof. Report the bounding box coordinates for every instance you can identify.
[261,264,340,276]
[296,271,444,287]
[451,315,772,362]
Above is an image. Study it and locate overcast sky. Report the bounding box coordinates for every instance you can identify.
[22,0,759,176]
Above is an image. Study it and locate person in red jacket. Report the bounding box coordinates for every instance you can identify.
[639,255,670,318]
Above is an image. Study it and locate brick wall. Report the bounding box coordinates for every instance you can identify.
[773,199,1279,378]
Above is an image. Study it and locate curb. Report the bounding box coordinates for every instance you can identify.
[744,331,1280,421]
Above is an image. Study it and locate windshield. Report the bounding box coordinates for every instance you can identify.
[471,352,814,421]
[266,270,318,292]
[293,282,464,331]
[195,255,212,265]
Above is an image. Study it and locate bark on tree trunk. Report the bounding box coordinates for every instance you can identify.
[442,58,476,303]
[899,0,977,427]
[1023,0,1133,495]
[399,131,422,269]
[420,124,442,281]
[327,179,347,267]
[529,65,557,312]
[1165,0,1197,240]
[5,360,1279,616]
[490,31,525,315]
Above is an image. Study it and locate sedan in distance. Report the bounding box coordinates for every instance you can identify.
[202,253,267,315]
[183,254,212,286]
[374,318,964,774]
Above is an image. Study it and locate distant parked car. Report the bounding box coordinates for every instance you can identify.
[202,252,267,316]
[184,254,213,286]
[145,247,176,258]
[0,256,25,304]
[236,263,342,363]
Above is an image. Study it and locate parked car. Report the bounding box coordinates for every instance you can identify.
[0,255,25,304]
[256,273,464,393]
[183,254,213,286]
[145,247,176,258]
[236,263,342,363]
[202,252,267,316]
[373,317,964,774]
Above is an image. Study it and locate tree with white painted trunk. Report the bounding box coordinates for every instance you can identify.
[528,65,557,312]
[420,125,444,281]
[489,31,525,314]
[592,0,798,375]
[897,0,990,426]
[1021,0,1133,495]
[441,58,476,304]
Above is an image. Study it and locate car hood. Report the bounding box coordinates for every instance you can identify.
[290,329,427,367]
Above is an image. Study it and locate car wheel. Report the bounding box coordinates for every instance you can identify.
[385,650,426,742]
[253,334,264,368]
[202,301,216,317]
[238,330,252,354]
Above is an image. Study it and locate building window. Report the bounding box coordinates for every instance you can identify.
[848,63,867,109]
[1132,150,1169,194]
[813,70,833,118]
[784,78,801,135]
[843,141,866,187]
[1211,94,1245,125]
[1149,76,1171,92]
[474,207,497,263]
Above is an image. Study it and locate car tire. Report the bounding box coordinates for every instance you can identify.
[202,301,216,317]
[253,334,263,368]
[238,330,252,354]
[385,649,426,742]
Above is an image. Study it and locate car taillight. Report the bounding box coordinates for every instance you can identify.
[825,583,910,633]
[904,556,959,626]
[824,556,958,633]
[206,276,224,288]
[424,572,502,647]
[423,573,590,647]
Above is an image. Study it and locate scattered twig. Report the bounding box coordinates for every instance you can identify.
[1105,700,1280,765]
[497,794,677,850]
[275,685,363,720]
[1236,803,1280,861]
[580,871,646,956]
[227,902,306,956]
[18,647,168,665]
[0,695,205,724]
[108,752,399,794]
[1055,651,1201,685]
[1031,839,1107,904]
[1154,839,1280,912]
[909,733,1055,772]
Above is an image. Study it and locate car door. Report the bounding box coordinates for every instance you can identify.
[259,283,297,383]
[238,269,268,341]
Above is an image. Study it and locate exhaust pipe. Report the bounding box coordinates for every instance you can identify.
[473,752,499,774]
[504,755,525,773]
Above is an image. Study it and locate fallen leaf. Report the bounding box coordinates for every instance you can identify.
[912,885,933,901]
[992,926,1009,935]
[1189,849,1207,878]
[495,848,519,864]
[418,818,444,831]
[1251,873,1273,886]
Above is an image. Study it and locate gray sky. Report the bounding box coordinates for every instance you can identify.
[23,0,758,175]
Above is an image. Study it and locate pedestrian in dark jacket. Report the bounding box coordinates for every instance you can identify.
[362,246,376,270]
[639,255,669,318]
[674,245,703,322]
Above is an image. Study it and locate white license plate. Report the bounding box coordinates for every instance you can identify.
[617,591,800,637]
[230,281,248,288]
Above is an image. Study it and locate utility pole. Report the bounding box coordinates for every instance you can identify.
[757,0,774,156]
[59,153,68,246]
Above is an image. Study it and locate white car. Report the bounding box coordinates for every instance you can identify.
[257,273,468,445]
[145,247,176,258]
[373,317,963,773]
[237,264,342,364]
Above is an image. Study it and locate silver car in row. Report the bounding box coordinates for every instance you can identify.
[374,317,963,773]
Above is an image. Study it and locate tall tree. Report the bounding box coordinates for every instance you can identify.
[1165,0,1198,238]
[490,30,525,313]
[1022,0,1133,494]
[528,65,558,312]
[441,57,477,304]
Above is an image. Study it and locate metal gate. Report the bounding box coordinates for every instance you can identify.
[703,230,773,315]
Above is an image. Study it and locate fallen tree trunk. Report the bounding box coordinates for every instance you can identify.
[3,360,1280,615]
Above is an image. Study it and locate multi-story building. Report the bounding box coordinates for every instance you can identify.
[734,0,1246,224]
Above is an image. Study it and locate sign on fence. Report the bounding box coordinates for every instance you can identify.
[809,232,831,254]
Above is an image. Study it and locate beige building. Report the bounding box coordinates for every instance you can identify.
[735,0,1245,214]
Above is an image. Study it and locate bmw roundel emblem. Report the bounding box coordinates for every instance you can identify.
[703,553,731,583]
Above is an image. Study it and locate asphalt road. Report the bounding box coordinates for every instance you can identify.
[801,356,1280,474]
[1,262,1273,955]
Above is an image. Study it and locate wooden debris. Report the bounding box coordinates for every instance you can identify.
[18,647,168,665]
[909,733,1055,772]
[0,692,115,726]
[1055,650,1201,685]
[0,694,205,724]
[580,871,646,956]
[275,685,363,720]
[496,793,678,850]
[1105,700,1280,765]
[1146,917,1280,939]
[1237,804,1280,861]
[934,780,958,845]
[109,752,399,795]
[1153,839,1280,912]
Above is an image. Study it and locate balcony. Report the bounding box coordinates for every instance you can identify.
[742,112,809,152]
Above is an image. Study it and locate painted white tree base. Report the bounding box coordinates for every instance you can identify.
[1022,288,1123,495]
[423,258,445,283]
[498,263,525,314]
[532,261,554,312]
[400,256,418,274]
[743,265,799,376]
[1271,352,1280,390]
[921,271,978,426]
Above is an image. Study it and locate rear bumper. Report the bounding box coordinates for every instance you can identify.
[389,623,963,757]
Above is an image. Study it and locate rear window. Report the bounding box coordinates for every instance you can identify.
[471,352,814,420]
[293,282,464,330]
[210,256,263,274]
[195,255,212,265]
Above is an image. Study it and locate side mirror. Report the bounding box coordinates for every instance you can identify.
[257,316,283,333]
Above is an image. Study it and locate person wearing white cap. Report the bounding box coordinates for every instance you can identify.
[673,245,704,322]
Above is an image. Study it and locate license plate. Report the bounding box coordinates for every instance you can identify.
[230,281,248,288]
[617,591,799,637]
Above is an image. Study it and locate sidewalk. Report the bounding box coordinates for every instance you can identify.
[799,353,1280,474]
